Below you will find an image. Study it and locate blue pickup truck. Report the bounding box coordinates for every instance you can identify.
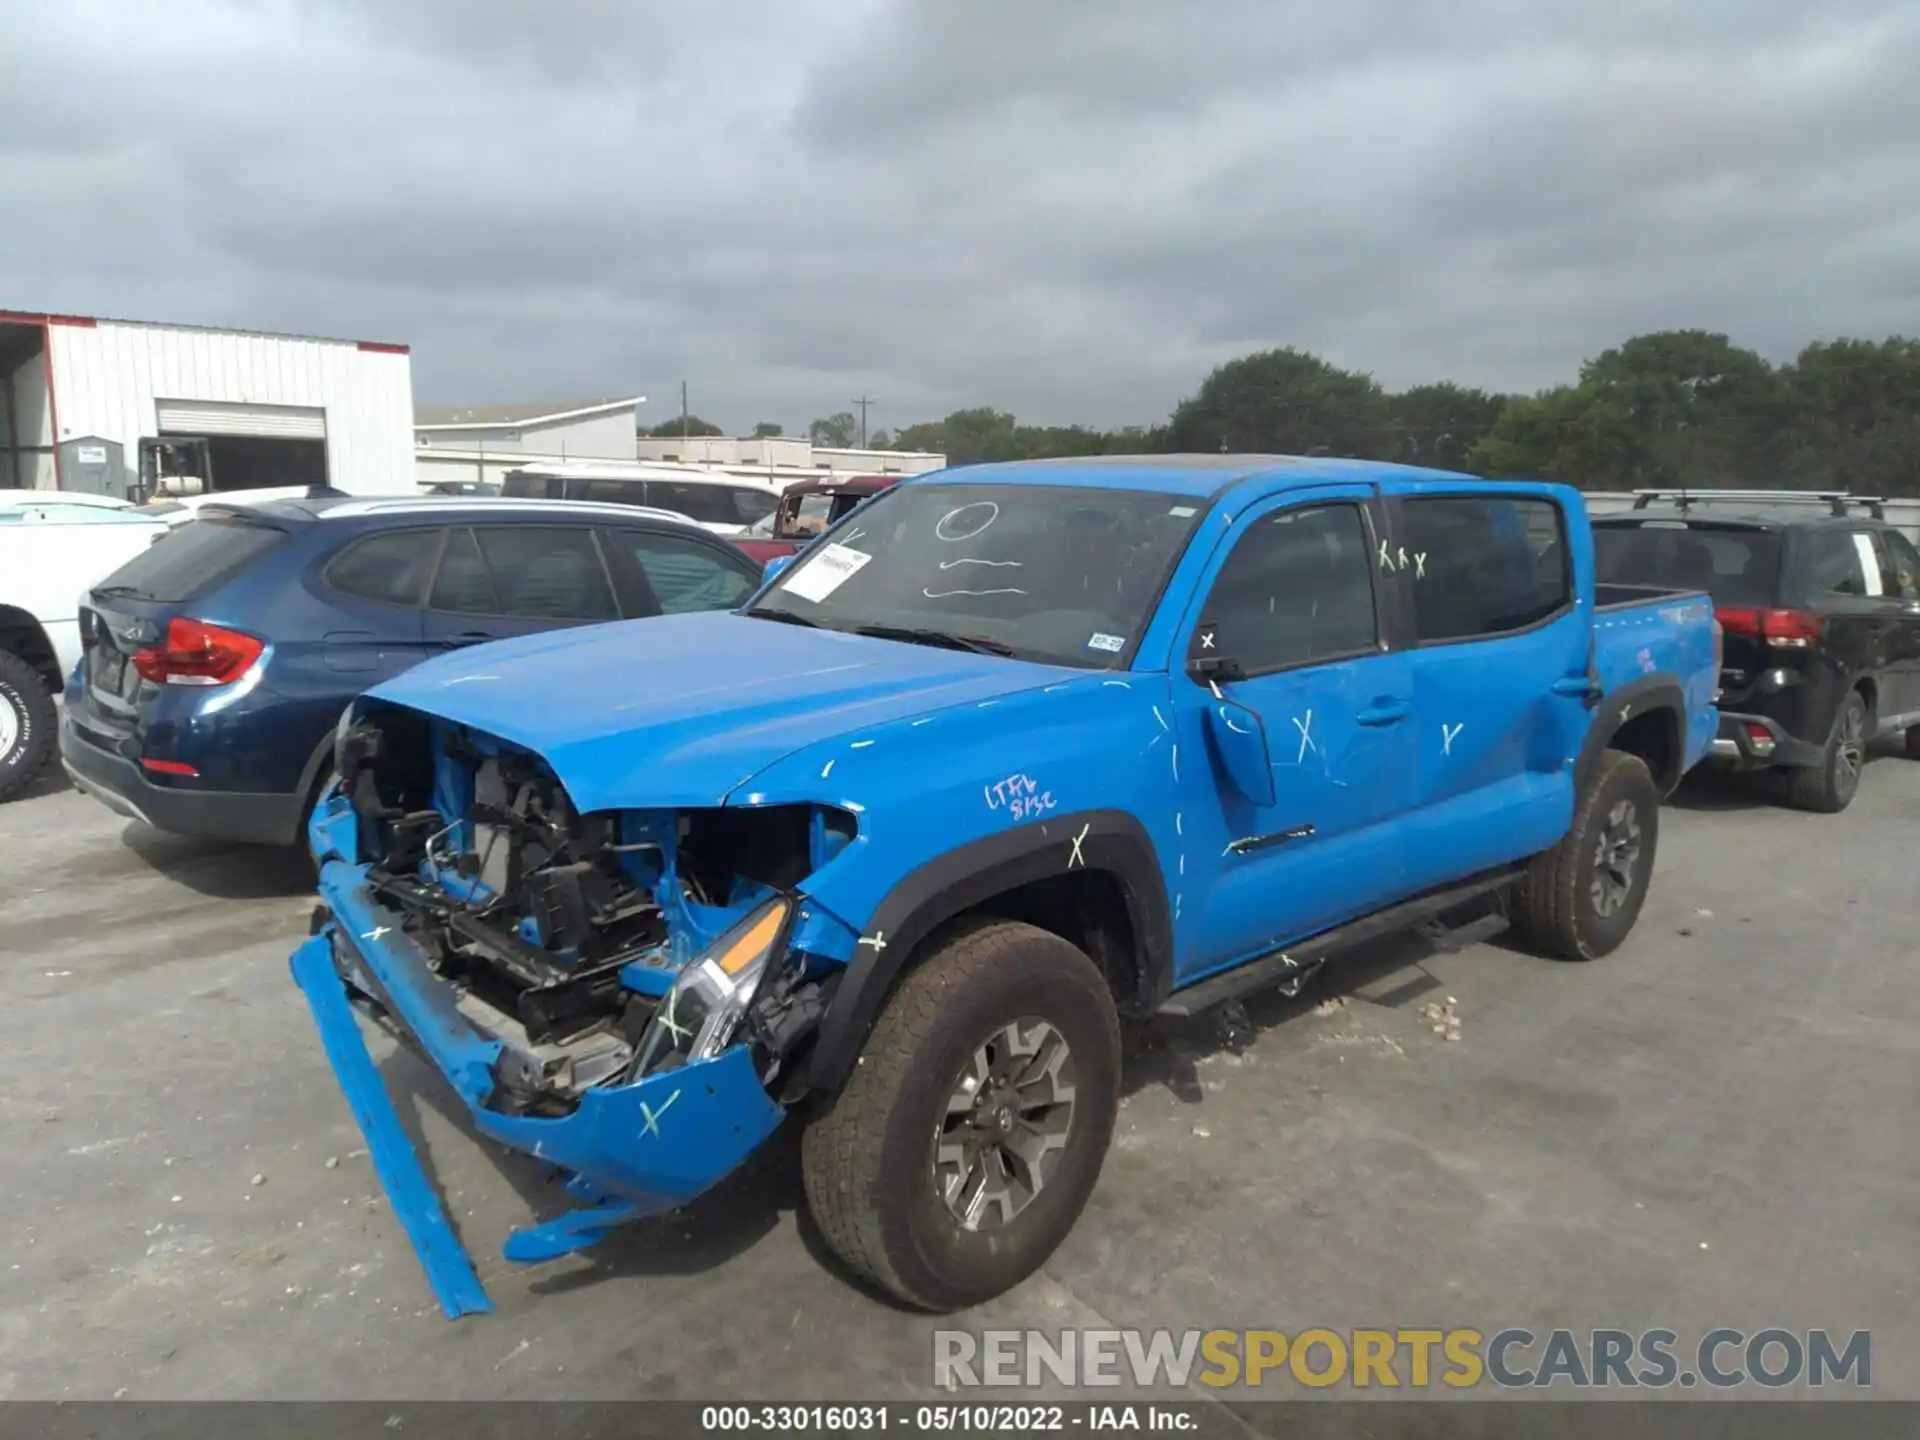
[293,455,1719,1317]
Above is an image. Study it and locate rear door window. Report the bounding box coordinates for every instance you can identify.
[1877,531,1920,601]
[323,528,440,606]
[428,528,499,613]
[727,486,778,526]
[1402,496,1569,642]
[91,514,288,602]
[578,479,646,507]
[642,481,738,525]
[1593,522,1782,607]
[1800,530,1882,598]
[473,525,618,620]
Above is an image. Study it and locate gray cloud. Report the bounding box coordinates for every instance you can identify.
[2,0,1917,436]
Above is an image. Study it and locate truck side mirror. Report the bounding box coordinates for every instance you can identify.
[763,554,795,583]
[1201,696,1275,807]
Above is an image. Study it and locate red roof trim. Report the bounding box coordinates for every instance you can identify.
[356,340,410,354]
[0,310,96,327]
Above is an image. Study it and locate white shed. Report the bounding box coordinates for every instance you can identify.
[0,309,416,499]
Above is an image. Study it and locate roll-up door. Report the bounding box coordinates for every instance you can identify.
[155,400,327,439]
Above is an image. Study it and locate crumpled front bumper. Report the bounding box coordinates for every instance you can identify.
[291,853,786,1319]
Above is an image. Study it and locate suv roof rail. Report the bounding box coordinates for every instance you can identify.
[1630,488,1886,520]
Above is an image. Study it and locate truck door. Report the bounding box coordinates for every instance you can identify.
[1174,483,1416,978]
[1389,488,1591,892]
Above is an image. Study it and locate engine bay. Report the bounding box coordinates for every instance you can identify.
[330,704,852,1115]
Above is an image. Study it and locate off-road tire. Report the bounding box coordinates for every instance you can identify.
[1786,689,1867,814]
[1512,749,1660,962]
[0,650,56,804]
[801,918,1121,1311]
[1902,722,1920,762]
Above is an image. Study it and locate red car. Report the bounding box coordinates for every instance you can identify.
[732,473,901,565]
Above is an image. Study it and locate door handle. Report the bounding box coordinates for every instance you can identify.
[449,631,497,646]
[1551,674,1602,700]
[1355,697,1411,726]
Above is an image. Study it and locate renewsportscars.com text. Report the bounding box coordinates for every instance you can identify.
[933,1328,1871,1391]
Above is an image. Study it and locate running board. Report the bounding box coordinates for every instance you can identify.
[1157,871,1519,1019]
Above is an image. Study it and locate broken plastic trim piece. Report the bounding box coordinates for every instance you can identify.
[288,934,493,1319]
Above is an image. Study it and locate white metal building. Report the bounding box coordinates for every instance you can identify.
[412,397,644,490]
[0,309,416,498]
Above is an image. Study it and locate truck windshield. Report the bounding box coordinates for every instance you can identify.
[1593,521,1781,607]
[749,482,1204,667]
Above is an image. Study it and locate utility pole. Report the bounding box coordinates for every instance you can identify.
[851,395,877,449]
[681,381,689,441]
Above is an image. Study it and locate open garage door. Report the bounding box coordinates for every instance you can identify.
[155,400,326,439]
[155,399,329,493]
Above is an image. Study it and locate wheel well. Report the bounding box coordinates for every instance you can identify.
[1608,706,1681,795]
[1854,676,1877,720]
[910,869,1143,1014]
[0,606,60,690]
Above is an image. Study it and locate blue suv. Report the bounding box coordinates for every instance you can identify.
[61,495,761,846]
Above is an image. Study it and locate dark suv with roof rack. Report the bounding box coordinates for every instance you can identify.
[1594,489,1920,812]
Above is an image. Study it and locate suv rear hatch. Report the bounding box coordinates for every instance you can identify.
[1593,518,1783,699]
[72,510,291,756]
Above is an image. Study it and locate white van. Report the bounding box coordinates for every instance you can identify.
[499,462,781,537]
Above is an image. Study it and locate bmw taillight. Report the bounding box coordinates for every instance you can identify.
[129,617,265,686]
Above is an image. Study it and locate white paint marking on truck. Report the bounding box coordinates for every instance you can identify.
[1442,722,1464,756]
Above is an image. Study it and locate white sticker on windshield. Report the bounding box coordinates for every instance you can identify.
[1852,533,1884,596]
[782,543,872,603]
[1169,505,1197,517]
[1087,632,1126,653]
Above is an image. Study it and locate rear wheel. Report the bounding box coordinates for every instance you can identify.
[0,650,56,804]
[802,919,1121,1311]
[1512,749,1660,961]
[1786,689,1867,814]
[1903,723,1920,762]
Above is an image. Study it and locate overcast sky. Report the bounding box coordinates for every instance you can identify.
[4,0,1917,434]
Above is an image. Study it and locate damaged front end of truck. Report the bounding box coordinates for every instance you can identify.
[292,699,862,1318]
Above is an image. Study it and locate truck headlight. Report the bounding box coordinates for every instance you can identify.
[634,897,791,1076]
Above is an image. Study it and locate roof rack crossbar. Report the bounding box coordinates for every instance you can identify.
[1629,488,1886,519]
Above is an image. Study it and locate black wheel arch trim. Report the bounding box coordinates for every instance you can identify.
[802,807,1172,1094]
[1580,674,1687,796]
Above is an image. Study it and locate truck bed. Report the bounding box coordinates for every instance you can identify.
[1589,582,1719,779]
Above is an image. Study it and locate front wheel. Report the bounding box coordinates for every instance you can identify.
[1786,689,1867,814]
[0,650,57,804]
[801,919,1121,1311]
[1512,749,1660,961]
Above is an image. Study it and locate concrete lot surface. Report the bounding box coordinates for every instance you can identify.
[2,756,1916,1402]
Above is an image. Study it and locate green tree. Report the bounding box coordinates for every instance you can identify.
[751,421,783,438]
[1469,330,1786,488]
[809,412,858,447]
[1164,348,1389,456]
[645,415,723,438]
[866,429,891,448]
[1781,338,1920,497]
[1385,383,1511,470]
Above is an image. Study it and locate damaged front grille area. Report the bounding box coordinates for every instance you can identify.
[331,707,848,1118]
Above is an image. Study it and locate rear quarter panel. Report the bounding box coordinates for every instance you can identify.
[1593,592,1719,774]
